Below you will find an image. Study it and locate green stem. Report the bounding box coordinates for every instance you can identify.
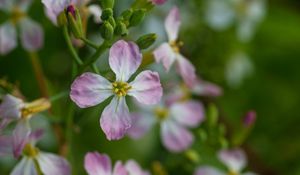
[33,158,43,175]
[63,25,83,66]
[80,37,98,49]
[28,52,49,98]
[49,91,69,102]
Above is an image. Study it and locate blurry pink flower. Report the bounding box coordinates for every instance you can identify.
[10,129,71,175]
[0,0,43,55]
[154,7,197,87]
[42,0,102,25]
[194,148,256,175]
[243,110,256,127]
[70,40,163,140]
[128,97,205,152]
[84,152,150,175]
[150,0,167,5]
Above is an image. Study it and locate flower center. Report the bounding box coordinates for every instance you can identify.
[154,107,169,121]
[23,143,39,158]
[169,40,183,53]
[227,171,239,175]
[11,7,26,25]
[21,98,51,119]
[112,82,132,97]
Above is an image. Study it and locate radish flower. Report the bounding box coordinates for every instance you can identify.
[70,40,163,140]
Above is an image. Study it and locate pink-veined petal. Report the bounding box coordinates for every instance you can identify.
[128,71,163,105]
[84,152,112,175]
[19,18,44,52]
[127,113,156,139]
[37,152,71,175]
[70,72,113,108]
[194,166,223,175]
[13,120,31,158]
[125,160,150,175]
[161,120,194,152]
[109,40,142,82]
[170,100,205,128]
[88,5,102,24]
[0,22,17,55]
[153,43,176,72]
[112,161,127,175]
[150,0,167,5]
[176,54,197,87]
[100,97,131,140]
[165,7,181,41]
[0,94,24,120]
[42,0,70,24]
[192,78,223,97]
[218,149,247,173]
[11,157,38,175]
[0,135,12,156]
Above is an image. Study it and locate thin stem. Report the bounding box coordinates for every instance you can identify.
[80,37,98,49]
[28,52,49,98]
[63,25,83,66]
[49,91,69,102]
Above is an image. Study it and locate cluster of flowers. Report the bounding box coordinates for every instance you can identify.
[0,0,260,174]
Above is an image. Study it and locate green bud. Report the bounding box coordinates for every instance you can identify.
[101,8,113,20]
[100,0,115,9]
[100,21,114,40]
[115,21,128,36]
[107,16,116,28]
[66,7,84,39]
[121,9,133,20]
[207,103,218,127]
[185,150,200,163]
[57,11,68,27]
[136,33,157,49]
[129,9,146,27]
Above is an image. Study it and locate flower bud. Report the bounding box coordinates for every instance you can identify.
[57,11,68,27]
[100,0,115,9]
[107,16,116,28]
[136,33,157,49]
[115,21,128,36]
[207,103,218,127]
[66,5,84,39]
[100,21,114,40]
[101,8,113,20]
[121,9,133,20]
[129,9,146,27]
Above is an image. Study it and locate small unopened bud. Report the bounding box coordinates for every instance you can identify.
[100,21,114,40]
[136,33,157,49]
[101,8,113,20]
[129,9,146,27]
[121,9,133,20]
[185,149,200,163]
[57,12,68,27]
[115,21,128,36]
[107,16,116,28]
[66,5,84,39]
[243,110,256,127]
[207,103,218,127]
[100,0,115,9]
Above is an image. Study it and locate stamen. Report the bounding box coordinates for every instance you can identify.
[21,98,51,119]
[23,144,39,158]
[112,82,132,97]
[154,107,169,121]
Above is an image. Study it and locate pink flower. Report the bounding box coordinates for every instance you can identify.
[70,40,163,140]
[127,97,205,152]
[150,0,167,5]
[194,149,256,175]
[84,152,150,175]
[154,7,197,87]
[0,0,43,55]
[42,0,102,25]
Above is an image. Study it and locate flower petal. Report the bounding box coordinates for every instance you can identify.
[11,157,37,175]
[0,0,13,11]
[42,0,70,24]
[161,120,194,152]
[16,0,33,12]
[0,135,12,156]
[100,97,131,140]
[125,160,150,175]
[0,94,24,120]
[127,113,156,139]
[128,71,163,105]
[218,149,247,173]
[192,78,223,97]
[194,166,223,175]
[88,5,102,24]
[176,54,197,87]
[19,18,44,52]
[84,152,112,175]
[37,152,71,175]
[112,161,127,175]
[13,120,31,158]
[109,40,142,81]
[70,72,113,108]
[170,100,205,127]
[0,22,17,55]
[165,7,181,41]
[153,43,176,72]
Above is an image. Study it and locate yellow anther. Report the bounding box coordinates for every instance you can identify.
[227,171,239,175]
[154,107,169,121]
[10,7,26,25]
[169,40,183,53]
[112,82,131,97]
[23,144,39,158]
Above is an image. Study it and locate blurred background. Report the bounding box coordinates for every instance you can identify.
[1,0,300,174]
